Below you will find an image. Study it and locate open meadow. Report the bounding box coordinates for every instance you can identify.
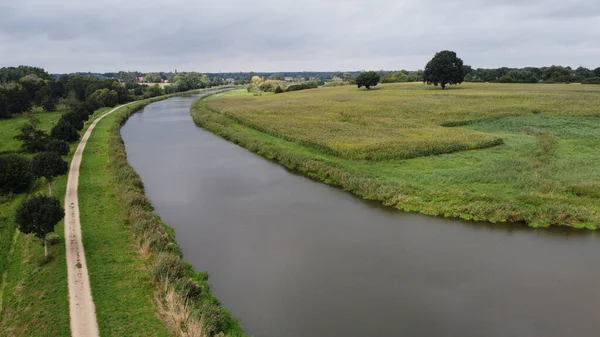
[194,83,600,228]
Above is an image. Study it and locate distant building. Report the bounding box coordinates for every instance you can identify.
[136,76,145,83]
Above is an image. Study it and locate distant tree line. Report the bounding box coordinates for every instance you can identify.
[464,65,600,84]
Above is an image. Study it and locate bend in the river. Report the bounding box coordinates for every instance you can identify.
[121,94,600,337]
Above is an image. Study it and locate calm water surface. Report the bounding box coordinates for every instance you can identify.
[121,93,600,337]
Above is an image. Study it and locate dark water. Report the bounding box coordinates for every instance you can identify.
[121,93,600,337]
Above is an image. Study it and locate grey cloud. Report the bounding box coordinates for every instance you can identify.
[0,0,599,73]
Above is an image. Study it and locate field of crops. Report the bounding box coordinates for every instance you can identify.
[207,83,600,160]
[196,83,600,228]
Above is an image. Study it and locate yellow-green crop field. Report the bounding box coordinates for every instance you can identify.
[207,83,600,160]
[194,83,600,228]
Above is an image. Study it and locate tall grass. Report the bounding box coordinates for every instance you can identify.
[108,89,247,337]
[207,83,600,160]
[192,84,600,229]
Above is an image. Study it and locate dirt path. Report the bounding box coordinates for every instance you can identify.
[64,104,130,337]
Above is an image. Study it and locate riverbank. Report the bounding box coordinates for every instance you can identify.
[191,84,600,228]
[1,89,245,336]
[110,90,247,336]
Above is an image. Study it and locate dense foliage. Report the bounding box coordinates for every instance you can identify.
[0,154,33,194]
[355,71,381,89]
[424,50,465,89]
[45,139,70,156]
[50,119,80,143]
[16,195,64,257]
[31,151,68,195]
[464,65,600,84]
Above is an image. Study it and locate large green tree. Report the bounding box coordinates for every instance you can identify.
[355,71,380,89]
[423,50,465,89]
[31,151,68,195]
[16,195,64,258]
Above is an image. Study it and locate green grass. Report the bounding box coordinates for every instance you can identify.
[0,107,72,337]
[208,83,600,160]
[193,83,600,228]
[77,108,170,336]
[0,105,162,337]
[0,107,67,154]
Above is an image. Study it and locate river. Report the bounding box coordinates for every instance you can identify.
[121,93,600,337]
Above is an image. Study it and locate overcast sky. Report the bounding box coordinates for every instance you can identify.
[1,0,599,73]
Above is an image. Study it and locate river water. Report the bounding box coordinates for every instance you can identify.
[121,93,600,337]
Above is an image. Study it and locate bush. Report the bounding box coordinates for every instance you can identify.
[274,86,284,94]
[45,139,70,156]
[173,277,203,301]
[285,82,318,92]
[59,111,84,130]
[582,77,600,85]
[46,232,60,245]
[0,154,33,194]
[152,252,186,282]
[51,119,80,143]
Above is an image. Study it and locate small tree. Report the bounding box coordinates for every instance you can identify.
[0,154,33,194]
[31,152,68,195]
[45,139,70,156]
[423,50,465,89]
[14,114,49,153]
[16,195,64,258]
[355,71,380,89]
[51,119,80,143]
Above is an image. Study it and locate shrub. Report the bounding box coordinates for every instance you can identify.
[274,86,284,94]
[51,119,80,143]
[46,232,60,245]
[0,154,33,194]
[173,277,203,301]
[285,82,318,92]
[152,252,186,282]
[582,77,600,85]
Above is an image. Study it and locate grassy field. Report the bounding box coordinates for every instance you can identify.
[207,83,600,160]
[0,107,66,154]
[1,107,76,336]
[193,83,600,228]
